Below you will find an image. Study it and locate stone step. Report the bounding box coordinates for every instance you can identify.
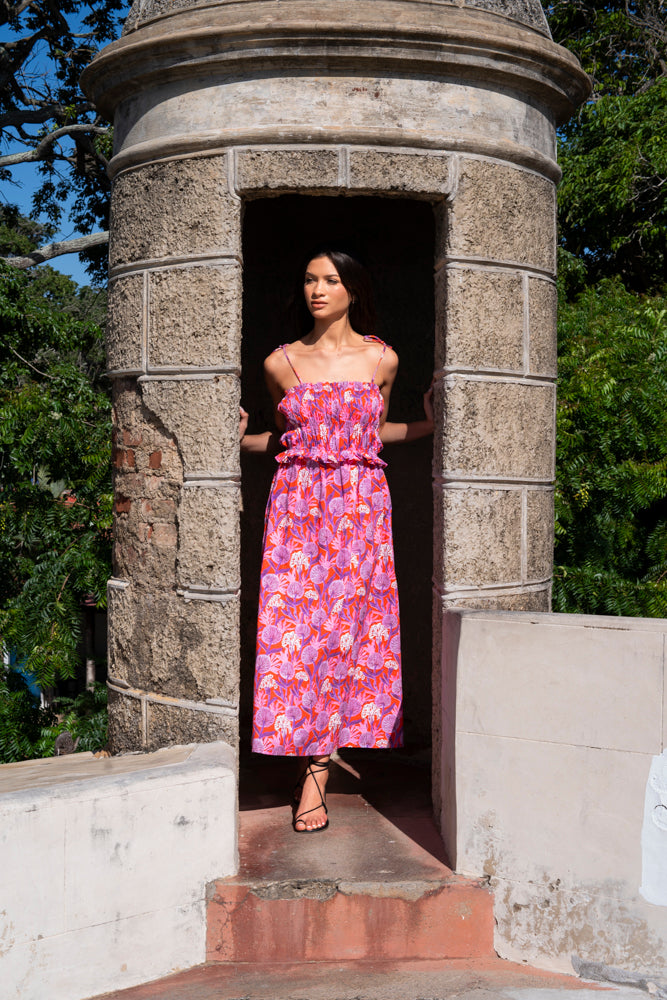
[206,750,494,964]
[207,867,493,963]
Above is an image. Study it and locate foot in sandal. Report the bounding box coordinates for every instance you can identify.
[292,755,330,833]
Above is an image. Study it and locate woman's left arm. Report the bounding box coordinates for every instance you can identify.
[379,385,434,443]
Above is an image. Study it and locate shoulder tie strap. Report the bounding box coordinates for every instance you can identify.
[371,340,388,381]
[280,344,302,383]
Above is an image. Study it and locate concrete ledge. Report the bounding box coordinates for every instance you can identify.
[438,610,667,977]
[0,741,238,1000]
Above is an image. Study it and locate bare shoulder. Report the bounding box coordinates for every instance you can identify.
[263,346,289,383]
[380,346,399,384]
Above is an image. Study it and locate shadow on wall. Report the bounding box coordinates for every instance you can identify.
[239,194,435,749]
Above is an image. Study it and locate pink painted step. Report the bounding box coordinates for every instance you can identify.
[207,871,494,963]
[206,764,494,964]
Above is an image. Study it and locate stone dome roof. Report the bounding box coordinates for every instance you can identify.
[123,0,551,37]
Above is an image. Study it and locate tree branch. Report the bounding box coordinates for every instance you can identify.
[0,124,109,167]
[0,103,95,128]
[2,230,109,268]
[2,124,109,167]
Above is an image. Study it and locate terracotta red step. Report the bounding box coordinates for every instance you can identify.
[207,870,493,963]
[207,755,494,964]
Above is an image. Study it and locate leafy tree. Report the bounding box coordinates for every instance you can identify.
[0,667,107,762]
[544,1,665,97]
[0,0,128,276]
[0,241,112,692]
[554,276,667,616]
[544,1,667,291]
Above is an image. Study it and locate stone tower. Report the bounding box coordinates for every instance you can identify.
[82,0,590,754]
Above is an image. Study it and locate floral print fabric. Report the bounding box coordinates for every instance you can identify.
[251,366,404,756]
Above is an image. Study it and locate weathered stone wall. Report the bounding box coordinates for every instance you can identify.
[123,0,552,37]
[440,609,667,978]
[106,154,242,750]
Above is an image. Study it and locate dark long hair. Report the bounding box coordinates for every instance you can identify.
[289,246,377,339]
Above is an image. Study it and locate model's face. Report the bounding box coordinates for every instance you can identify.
[304,256,352,320]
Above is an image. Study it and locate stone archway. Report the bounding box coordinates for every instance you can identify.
[239,193,435,748]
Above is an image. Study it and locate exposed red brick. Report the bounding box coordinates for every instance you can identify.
[149,450,162,469]
[114,496,131,514]
[123,429,143,447]
[151,523,177,545]
[126,449,136,468]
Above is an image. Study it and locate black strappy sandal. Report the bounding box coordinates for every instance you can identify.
[292,756,330,834]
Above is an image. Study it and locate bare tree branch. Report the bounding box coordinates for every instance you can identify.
[0,124,108,167]
[0,104,95,128]
[2,230,109,268]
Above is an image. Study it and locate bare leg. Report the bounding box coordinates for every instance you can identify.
[293,755,330,832]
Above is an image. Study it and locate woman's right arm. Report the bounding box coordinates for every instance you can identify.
[239,353,287,453]
[240,423,280,454]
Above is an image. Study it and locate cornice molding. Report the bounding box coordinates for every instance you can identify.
[82,5,590,125]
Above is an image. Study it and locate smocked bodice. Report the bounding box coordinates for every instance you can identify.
[277,381,385,467]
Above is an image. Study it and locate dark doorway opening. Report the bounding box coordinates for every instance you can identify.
[240,194,435,752]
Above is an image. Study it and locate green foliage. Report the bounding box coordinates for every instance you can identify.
[1,1,129,279]
[544,1,665,98]
[554,280,667,616]
[544,1,667,292]
[557,78,667,292]
[0,668,108,763]
[0,255,112,689]
[0,667,56,762]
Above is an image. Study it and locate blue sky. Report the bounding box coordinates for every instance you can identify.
[4,160,93,287]
[1,8,123,289]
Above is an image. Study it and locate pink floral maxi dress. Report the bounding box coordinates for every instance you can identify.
[251,339,404,755]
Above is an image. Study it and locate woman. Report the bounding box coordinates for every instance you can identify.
[240,248,433,833]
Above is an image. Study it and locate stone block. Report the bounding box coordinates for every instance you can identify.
[112,382,183,584]
[454,615,665,753]
[526,488,554,581]
[113,494,179,584]
[107,274,144,373]
[434,486,522,588]
[110,156,240,268]
[146,702,238,750]
[438,378,555,481]
[431,590,444,805]
[177,485,240,591]
[107,687,144,751]
[148,263,242,369]
[441,588,550,612]
[236,148,340,192]
[455,733,654,893]
[435,267,524,371]
[492,874,667,975]
[447,159,556,272]
[112,379,183,475]
[528,276,557,375]
[141,376,241,477]
[348,150,450,195]
[0,742,237,1000]
[107,583,240,705]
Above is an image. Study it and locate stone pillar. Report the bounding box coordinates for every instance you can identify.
[105,158,242,750]
[433,156,558,611]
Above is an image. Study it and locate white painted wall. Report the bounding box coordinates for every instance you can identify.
[0,741,237,1000]
[438,610,667,978]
